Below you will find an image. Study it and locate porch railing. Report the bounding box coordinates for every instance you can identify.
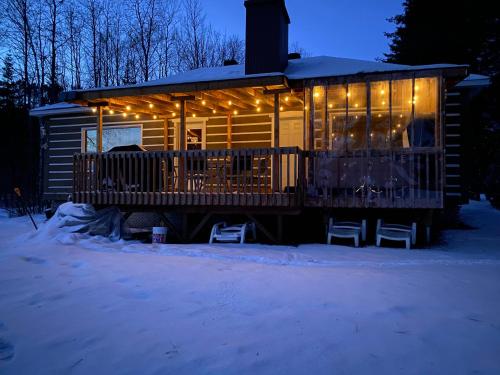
[73,147,304,208]
[304,147,443,208]
[73,147,443,209]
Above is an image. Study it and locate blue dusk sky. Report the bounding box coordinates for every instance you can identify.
[204,0,404,61]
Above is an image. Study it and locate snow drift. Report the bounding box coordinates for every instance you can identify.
[29,202,125,243]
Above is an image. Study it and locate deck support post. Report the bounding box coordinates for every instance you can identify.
[273,93,280,192]
[97,106,103,153]
[163,118,168,151]
[227,113,233,149]
[179,99,187,191]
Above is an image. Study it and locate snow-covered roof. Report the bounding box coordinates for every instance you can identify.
[67,56,466,95]
[30,102,91,117]
[456,74,491,88]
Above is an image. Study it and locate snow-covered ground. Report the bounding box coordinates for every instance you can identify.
[1,200,500,374]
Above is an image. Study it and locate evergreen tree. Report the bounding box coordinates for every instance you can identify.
[384,0,499,75]
[0,55,16,108]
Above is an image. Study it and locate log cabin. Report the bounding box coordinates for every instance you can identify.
[31,0,470,242]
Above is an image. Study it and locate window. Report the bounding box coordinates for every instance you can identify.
[413,77,438,147]
[327,84,347,151]
[370,81,390,149]
[346,82,367,151]
[84,126,142,152]
[391,79,413,149]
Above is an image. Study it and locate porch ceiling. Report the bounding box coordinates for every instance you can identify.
[71,85,305,119]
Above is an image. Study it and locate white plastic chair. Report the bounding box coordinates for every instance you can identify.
[327,218,367,247]
[376,219,417,249]
[209,222,256,244]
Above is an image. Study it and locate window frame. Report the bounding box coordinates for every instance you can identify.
[81,124,144,153]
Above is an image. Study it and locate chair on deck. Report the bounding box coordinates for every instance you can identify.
[376,219,417,249]
[327,218,367,247]
[209,222,256,244]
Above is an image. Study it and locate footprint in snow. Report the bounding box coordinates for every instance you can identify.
[20,256,46,264]
[0,338,15,361]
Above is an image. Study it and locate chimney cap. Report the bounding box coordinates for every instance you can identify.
[244,0,290,24]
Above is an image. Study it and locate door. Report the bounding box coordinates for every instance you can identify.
[279,113,304,188]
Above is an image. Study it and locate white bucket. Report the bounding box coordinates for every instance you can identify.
[152,227,168,244]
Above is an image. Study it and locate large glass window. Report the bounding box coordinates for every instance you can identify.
[370,81,390,149]
[413,77,438,147]
[313,86,326,150]
[346,82,367,151]
[84,126,142,152]
[391,79,413,149]
[327,84,347,151]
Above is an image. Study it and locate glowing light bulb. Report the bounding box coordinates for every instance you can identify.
[392,129,396,134]
[354,103,359,108]
[285,96,289,102]
[415,85,419,91]
[280,106,284,111]
[126,106,131,111]
[91,108,97,113]
[109,109,114,115]
[378,114,382,118]
[346,92,351,97]
[135,114,139,119]
[350,133,354,138]
[256,99,261,104]
[175,103,180,108]
[228,100,232,106]
[370,132,374,137]
[202,100,206,105]
[233,110,238,115]
[314,92,320,98]
[172,112,176,117]
[149,103,154,109]
[380,90,385,95]
[122,113,127,118]
[192,113,196,118]
[400,114,403,118]
[212,109,216,114]
[397,123,401,128]
[153,115,158,120]
[257,107,261,112]
[382,101,386,105]
[328,103,333,108]
[304,106,308,110]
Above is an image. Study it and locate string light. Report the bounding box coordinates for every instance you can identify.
[122,113,127,118]
[149,103,154,109]
[202,100,206,105]
[378,114,382,118]
[285,96,289,102]
[126,105,131,111]
[392,129,396,134]
[382,101,386,105]
[153,115,158,120]
[192,114,196,118]
[228,100,232,106]
[172,112,176,117]
[109,109,114,115]
[304,105,308,110]
[350,133,354,138]
[135,114,140,119]
[328,103,333,108]
[233,110,238,115]
[354,103,359,108]
[175,103,180,108]
[256,99,261,105]
[257,107,261,112]
[380,89,385,95]
[397,123,401,128]
[400,114,403,118]
[280,106,284,111]
[212,109,217,114]
[415,85,420,91]
[314,92,320,98]
[346,92,351,98]
[91,108,97,113]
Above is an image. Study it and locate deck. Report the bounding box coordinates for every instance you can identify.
[73,147,443,210]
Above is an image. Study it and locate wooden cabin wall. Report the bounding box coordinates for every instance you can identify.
[205,114,272,149]
[44,113,165,200]
[43,112,273,201]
